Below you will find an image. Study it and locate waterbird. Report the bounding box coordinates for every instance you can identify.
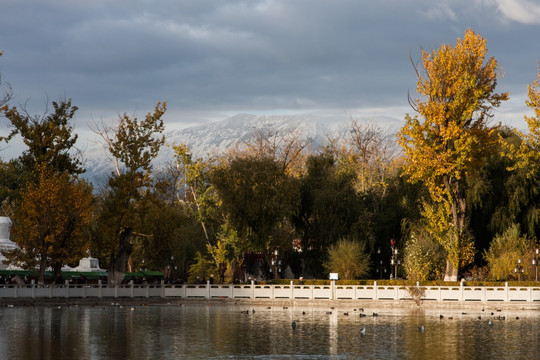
[359,313,366,317]
[252,309,255,314]
[418,326,425,332]
[130,307,135,311]
[326,311,332,315]
[291,321,296,329]
[372,313,378,317]
[478,316,482,320]
[283,306,288,310]
[302,311,306,315]
[344,312,349,316]
[360,327,366,335]
[516,316,520,320]
[241,310,249,314]
[439,315,444,319]
[488,320,493,326]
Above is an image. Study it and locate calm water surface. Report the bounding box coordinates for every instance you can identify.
[0,303,538,359]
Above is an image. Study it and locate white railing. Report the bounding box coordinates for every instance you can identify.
[0,281,539,302]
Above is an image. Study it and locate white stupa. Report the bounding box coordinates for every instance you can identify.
[0,217,18,270]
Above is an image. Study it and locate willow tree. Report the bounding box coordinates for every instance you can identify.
[398,29,508,280]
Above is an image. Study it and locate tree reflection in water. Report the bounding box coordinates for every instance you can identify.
[0,304,538,359]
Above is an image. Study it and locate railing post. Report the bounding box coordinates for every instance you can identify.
[207,280,210,299]
[98,280,102,299]
[331,280,336,300]
[505,282,509,302]
[161,280,165,298]
[65,280,69,298]
[374,281,378,300]
[290,280,294,299]
[251,280,254,299]
[31,280,35,299]
[130,280,134,298]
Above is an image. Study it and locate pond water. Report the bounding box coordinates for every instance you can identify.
[0,303,538,359]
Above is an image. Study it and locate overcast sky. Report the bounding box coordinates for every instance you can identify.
[1,0,540,156]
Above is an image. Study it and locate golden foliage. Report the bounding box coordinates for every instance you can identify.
[398,29,507,201]
[507,68,540,176]
[8,166,93,272]
[398,29,504,274]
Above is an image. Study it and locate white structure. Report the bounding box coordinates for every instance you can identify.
[69,256,106,273]
[0,217,17,270]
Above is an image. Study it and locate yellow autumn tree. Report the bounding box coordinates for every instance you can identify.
[398,29,508,280]
[6,166,93,283]
[510,67,540,175]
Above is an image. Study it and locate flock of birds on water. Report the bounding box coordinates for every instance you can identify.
[239,306,521,334]
[2,302,523,334]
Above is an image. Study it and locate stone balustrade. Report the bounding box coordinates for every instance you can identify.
[0,280,539,303]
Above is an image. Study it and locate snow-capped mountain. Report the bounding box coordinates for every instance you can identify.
[81,113,357,185]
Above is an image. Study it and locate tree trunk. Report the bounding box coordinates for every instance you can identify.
[444,177,467,281]
[53,264,63,285]
[38,254,47,285]
[443,259,458,281]
[108,227,133,284]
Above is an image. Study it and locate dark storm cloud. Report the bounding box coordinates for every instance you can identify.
[0,0,539,130]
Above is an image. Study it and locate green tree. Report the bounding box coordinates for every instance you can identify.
[323,239,370,280]
[0,50,13,113]
[173,144,218,250]
[211,155,299,279]
[92,101,166,283]
[397,29,508,280]
[1,99,83,177]
[293,152,373,278]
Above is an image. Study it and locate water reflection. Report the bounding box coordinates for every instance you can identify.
[0,304,538,359]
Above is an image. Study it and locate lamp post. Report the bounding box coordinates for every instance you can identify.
[376,248,385,279]
[514,258,524,282]
[168,255,174,282]
[271,250,281,279]
[390,239,400,280]
[533,249,539,282]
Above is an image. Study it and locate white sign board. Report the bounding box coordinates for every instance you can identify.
[329,273,339,280]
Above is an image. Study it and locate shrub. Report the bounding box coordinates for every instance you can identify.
[403,226,446,281]
[187,251,216,284]
[484,224,535,281]
[323,239,370,280]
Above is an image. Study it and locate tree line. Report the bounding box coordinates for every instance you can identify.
[1,29,540,284]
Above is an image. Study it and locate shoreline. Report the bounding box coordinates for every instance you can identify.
[0,297,538,312]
